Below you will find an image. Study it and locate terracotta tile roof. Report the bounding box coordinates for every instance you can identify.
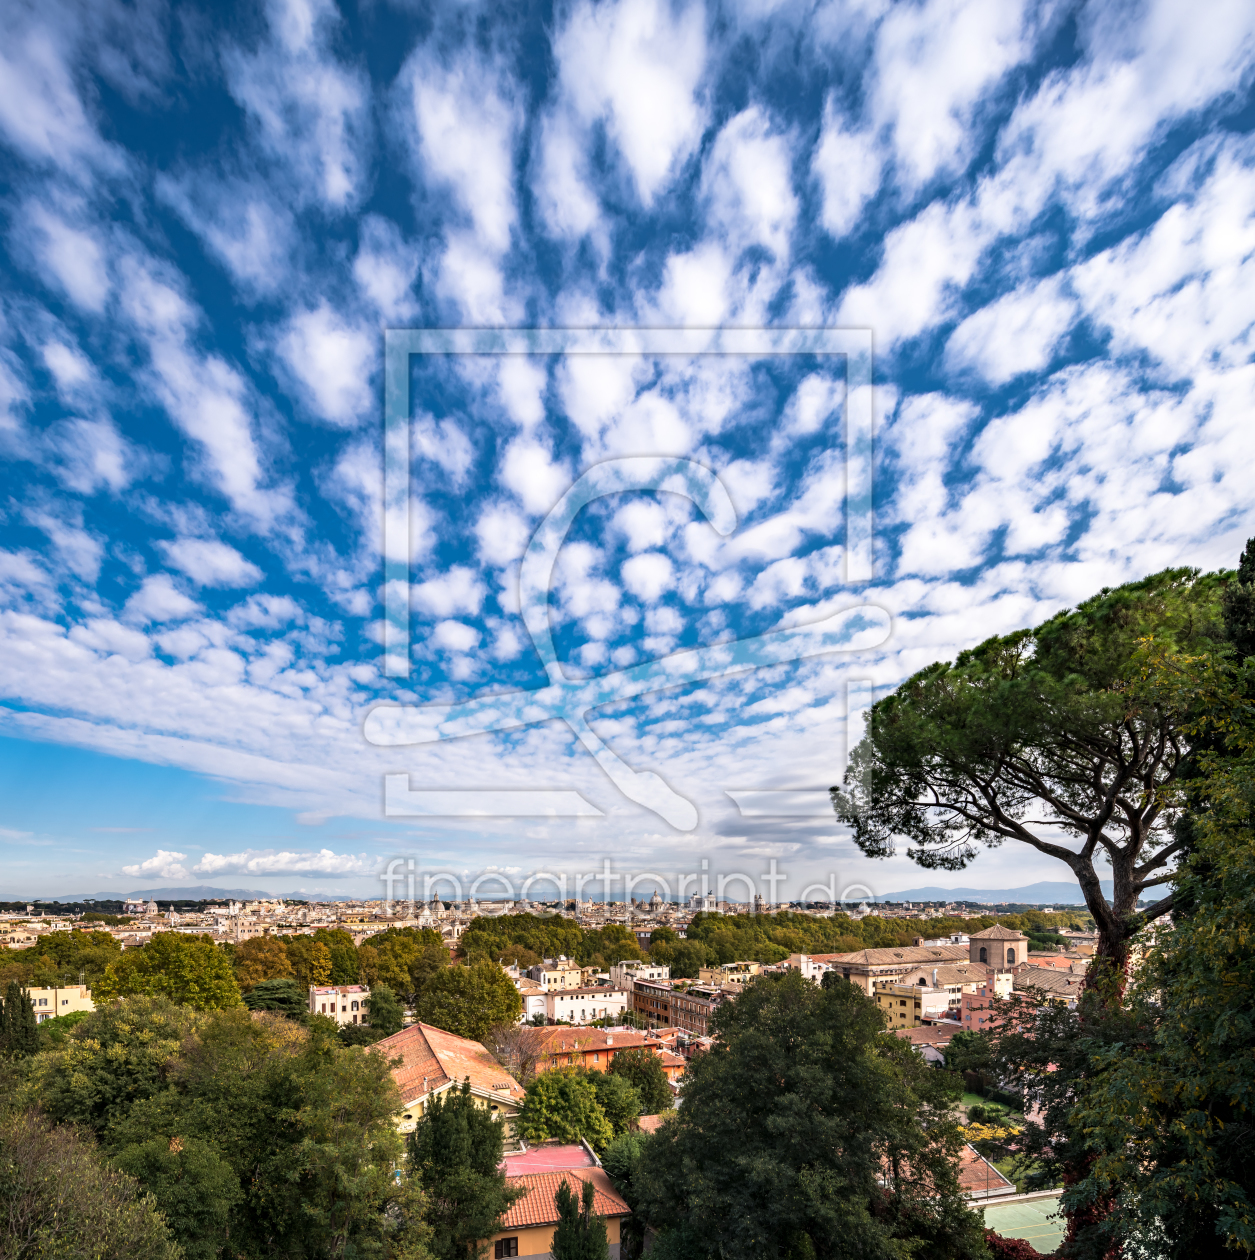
[956,1143,1015,1196]
[892,1024,959,1046]
[636,1114,666,1134]
[530,1027,654,1056]
[498,1168,630,1230]
[969,925,1027,940]
[1014,967,1085,995]
[502,1144,596,1175]
[371,1022,525,1105]
[813,944,970,967]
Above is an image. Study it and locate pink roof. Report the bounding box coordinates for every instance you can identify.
[502,1144,596,1175]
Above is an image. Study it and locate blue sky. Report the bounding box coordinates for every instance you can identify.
[2,0,1254,902]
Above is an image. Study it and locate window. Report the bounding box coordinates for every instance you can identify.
[979,947,988,963]
[494,1238,519,1258]
[1006,949,1015,964]
[37,999,47,1006]
[351,1001,359,1011]
[321,1004,327,1013]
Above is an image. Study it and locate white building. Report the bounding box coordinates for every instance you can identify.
[26,984,94,1022]
[786,953,833,983]
[309,984,372,1026]
[608,960,670,992]
[514,976,547,1023]
[689,893,717,913]
[545,986,628,1025]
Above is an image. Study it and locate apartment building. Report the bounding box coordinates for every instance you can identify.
[697,960,761,987]
[629,977,673,1028]
[608,960,670,992]
[527,959,585,991]
[668,984,725,1037]
[809,943,970,995]
[25,984,94,1022]
[875,983,955,1029]
[309,984,371,1025]
[545,986,628,1025]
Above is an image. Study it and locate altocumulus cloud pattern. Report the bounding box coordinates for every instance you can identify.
[1,0,1254,896]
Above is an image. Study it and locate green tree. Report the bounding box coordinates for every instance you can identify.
[833,568,1229,977]
[109,933,243,1010]
[24,996,200,1132]
[0,981,38,1059]
[231,935,292,991]
[0,1108,180,1260]
[358,928,447,1005]
[409,1080,522,1260]
[286,934,334,988]
[366,983,405,1036]
[414,962,522,1042]
[637,972,988,1260]
[943,1030,993,1076]
[588,1070,641,1136]
[111,1135,241,1260]
[313,927,360,984]
[1061,648,1255,1257]
[517,1069,614,1153]
[242,976,307,1020]
[552,1178,609,1260]
[601,1132,649,1260]
[607,1048,672,1115]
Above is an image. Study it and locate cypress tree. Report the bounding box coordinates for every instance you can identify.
[552,1177,609,1260]
[1,980,39,1058]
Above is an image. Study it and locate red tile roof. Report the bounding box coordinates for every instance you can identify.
[498,1168,630,1230]
[956,1143,1015,1196]
[530,1027,655,1056]
[636,1114,666,1134]
[371,1022,525,1104]
[502,1144,596,1175]
[969,925,1027,941]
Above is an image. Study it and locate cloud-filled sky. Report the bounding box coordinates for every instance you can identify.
[2,0,1254,902]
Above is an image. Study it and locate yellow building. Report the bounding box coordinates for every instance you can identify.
[484,1150,631,1259]
[370,1022,527,1147]
[877,984,925,1028]
[26,984,94,1022]
[697,960,761,986]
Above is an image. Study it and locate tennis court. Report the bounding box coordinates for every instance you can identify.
[982,1192,1064,1254]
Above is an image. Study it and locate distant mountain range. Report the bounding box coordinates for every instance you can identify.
[20,879,1118,908]
[874,881,1115,905]
[31,885,354,903]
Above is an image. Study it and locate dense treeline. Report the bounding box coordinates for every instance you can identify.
[459,906,1086,980]
[2,998,431,1259]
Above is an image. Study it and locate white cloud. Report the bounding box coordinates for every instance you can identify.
[475,503,531,567]
[872,0,1032,188]
[622,551,674,601]
[432,619,481,652]
[42,417,142,495]
[157,173,294,297]
[533,111,603,241]
[353,215,418,320]
[41,340,94,391]
[0,25,121,177]
[413,414,474,484]
[69,618,151,662]
[555,0,707,205]
[122,574,202,624]
[193,847,374,876]
[614,500,669,552]
[412,565,486,617]
[500,440,570,514]
[225,0,370,209]
[812,102,882,240]
[702,106,797,260]
[277,303,375,427]
[157,538,263,588]
[120,258,290,525]
[122,849,190,879]
[26,205,110,311]
[946,274,1077,384]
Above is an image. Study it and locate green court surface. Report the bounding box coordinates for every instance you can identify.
[982,1193,1064,1254]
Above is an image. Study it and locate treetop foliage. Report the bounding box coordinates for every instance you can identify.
[834,565,1233,965]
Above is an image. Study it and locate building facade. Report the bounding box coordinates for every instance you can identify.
[309,983,371,1025]
[968,924,1029,969]
[545,986,628,1025]
[25,984,94,1022]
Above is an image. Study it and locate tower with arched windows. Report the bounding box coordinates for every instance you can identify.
[968,924,1029,971]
